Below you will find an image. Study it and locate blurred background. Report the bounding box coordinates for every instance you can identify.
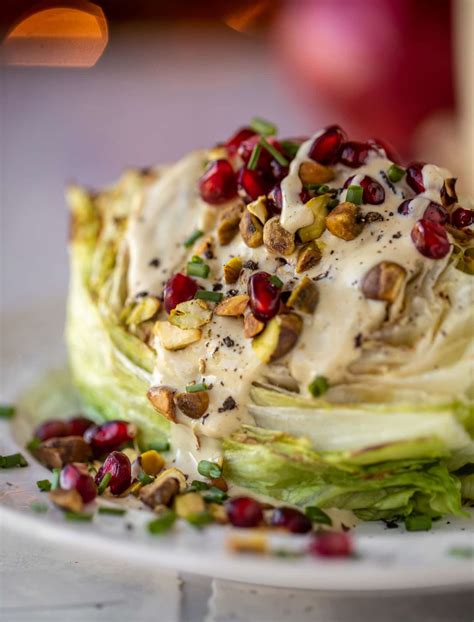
[1,0,473,314]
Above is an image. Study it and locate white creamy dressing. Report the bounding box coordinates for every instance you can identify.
[125,132,457,475]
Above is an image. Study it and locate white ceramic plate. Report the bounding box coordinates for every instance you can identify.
[1,300,473,591]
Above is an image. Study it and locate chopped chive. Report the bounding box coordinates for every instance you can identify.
[184,229,203,248]
[305,506,332,526]
[346,185,363,205]
[280,140,301,159]
[0,453,28,469]
[195,290,223,303]
[187,261,210,279]
[249,116,277,137]
[65,511,93,522]
[36,479,52,492]
[327,198,340,210]
[191,255,204,263]
[51,467,61,490]
[305,183,330,195]
[148,509,176,535]
[186,383,208,393]
[197,460,222,479]
[98,507,127,516]
[260,137,289,167]
[148,440,170,453]
[138,471,154,486]
[203,486,228,504]
[26,437,41,452]
[404,515,432,532]
[448,546,474,559]
[31,501,48,513]
[248,142,262,171]
[188,480,210,492]
[0,404,15,419]
[308,375,329,398]
[387,164,405,183]
[97,472,111,495]
[269,275,283,288]
[186,510,213,528]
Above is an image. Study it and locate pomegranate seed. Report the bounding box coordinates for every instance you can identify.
[238,168,271,202]
[225,127,257,155]
[310,532,353,558]
[269,160,289,182]
[226,496,263,528]
[34,420,69,441]
[60,463,97,503]
[339,141,371,168]
[299,187,311,204]
[95,451,131,495]
[368,138,401,163]
[68,417,95,436]
[84,420,136,455]
[451,207,473,229]
[423,201,449,225]
[198,159,237,205]
[163,273,198,314]
[271,507,312,534]
[248,272,281,322]
[238,136,284,171]
[308,125,346,164]
[267,184,283,212]
[411,219,450,259]
[397,199,412,216]
[344,175,385,205]
[406,162,426,194]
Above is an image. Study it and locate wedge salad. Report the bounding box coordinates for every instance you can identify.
[65,120,474,524]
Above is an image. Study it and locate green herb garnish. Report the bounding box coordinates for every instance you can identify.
[203,486,228,504]
[0,404,15,419]
[65,511,94,522]
[184,229,203,248]
[280,140,301,159]
[97,472,111,495]
[448,546,474,559]
[31,501,48,513]
[0,453,28,469]
[36,479,52,492]
[138,471,154,486]
[248,142,262,171]
[346,185,363,205]
[148,509,176,535]
[260,136,288,167]
[387,164,405,183]
[148,440,170,453]
[26,437,41,452]
[187,480,210,492]
[187,261,210,279]
[305,506,332,526]
[98,507,127,516]
[308,375,329,398]
[249,116,277,137]
[186,383,208,393]
[51,467,61,490]
[404,515,432,532]
[195,290,223,303]
[197,460,222,479]
[269,275,283,288]
[305,183,330,195]
[186,511,213,528]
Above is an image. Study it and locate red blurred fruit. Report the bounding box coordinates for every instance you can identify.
[225,127,257,155]
[308,125,346,164]
[95,451,131,495]
[345,175,385,205]
[163,273,198,314]
[35,420,70,441]
[238,168,271,202]
[451,207,473,229]
[271,507,313,534]
[198,159,237,205]
[338,141,370,168]
[368,138,401,164]
[411,219,450,259]
[397,199,412,216]
[238,136,284,172]
[226,496,263,528]
[60,463,97,503]
[68,417,95,436]
[406,162,426,194]
[422,201,448,225]
[310,532,353,558]
[248,272,281,322]
[268,184,283,212]
[84,420,137,455]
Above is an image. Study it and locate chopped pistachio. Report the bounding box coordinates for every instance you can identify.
[147,386,177,422]
[263,216,296,256]
[208,502,229,524]
[140,450,165,476]
[33,437,92,470]
[154,321,202,351]
[440,177,458,208]
[243,312,265,338]
[223,256,243,283]
[175,391,209,419]
[217,202,244,245]
[252,313,303,363]
[193,235,214,258]
[298,195,330,243]
[361,261,406,303]
[174,492,205,518]
[227,532,268,554]
[325,201,364,241]
[247,195,269,224]
[124,296,161,326]
[140,472,182,510]
[239,209,263,248]
[299,161,334,185]
[214,294,249,317]
[296,241,322,273]
[169,299,212,330]
[287,277,319,314]
[49,488,84,513]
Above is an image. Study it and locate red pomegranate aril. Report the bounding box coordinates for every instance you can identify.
[84,420,137,454]
[95,451,131,495]
[308,125,346,164]
[225,127,257,155]
[35,419,70,441]
[271,507,313,534]
[163,273,198,314]
[411,219,450,259]
[423,201,449,225]
[238,136,283,171]
[451,207,474,229]
[368,138,401,164]
[68,416,95,436]
[60,463,97,503]
[238,168,271,202]
[339,141,370,168]
[344,175,385,205]
[299,187,311,204]
[269,159,289,182]
[310,532,353,558]
[406,162,426,194]
[267,184,283,212]
[198,159,237,205]
[226,496,263,528]
[248,272,281,322]
[397,199,412,216]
